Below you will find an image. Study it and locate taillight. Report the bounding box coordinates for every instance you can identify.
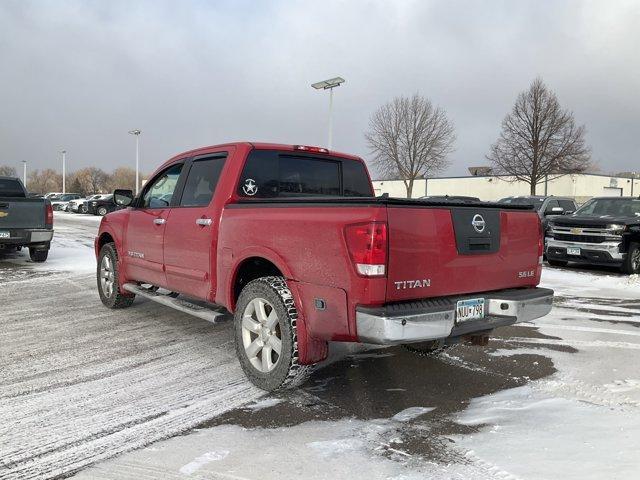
[293,145,329,154]
[46,203,54,226]
[345,222,387,277]
[537,217,543,265]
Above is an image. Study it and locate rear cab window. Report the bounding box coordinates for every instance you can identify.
[237,150,373,198]
[0,178,26,197]
[179,155,226,207]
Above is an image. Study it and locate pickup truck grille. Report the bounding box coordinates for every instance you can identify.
[552,233,606,244]
[550,225,620,244]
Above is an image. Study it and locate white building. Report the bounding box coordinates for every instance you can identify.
[372,173,640,203]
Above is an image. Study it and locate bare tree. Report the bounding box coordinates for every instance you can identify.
[0,165,17,176]
[106,167,137,192]
[366,93,455,198]
[74,167,109,194]
[487,78,591,194]
[27,169,62,194]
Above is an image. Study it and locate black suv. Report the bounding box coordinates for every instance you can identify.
[546,196,640,274]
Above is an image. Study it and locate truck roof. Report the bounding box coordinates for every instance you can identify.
[161,142,364,169]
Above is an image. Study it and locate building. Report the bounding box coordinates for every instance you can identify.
[372,173,640,203]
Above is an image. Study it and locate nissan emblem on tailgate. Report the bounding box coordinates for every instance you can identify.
[472,214,486,233]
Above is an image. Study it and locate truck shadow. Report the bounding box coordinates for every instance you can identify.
[200,324,570,462]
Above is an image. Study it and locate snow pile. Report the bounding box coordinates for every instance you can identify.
[541,267,640,299]
[454,385,640,480]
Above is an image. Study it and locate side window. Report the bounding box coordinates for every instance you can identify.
[558,200,576,212]
[142,163,183,209]
[179,155,226,207]
[545,199,559,212]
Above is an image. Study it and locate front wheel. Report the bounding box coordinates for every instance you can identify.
[29,248,48,263]
[97,206,108,216]
[234,276,312,391]
[622,242,640,274]
[97,243,135,308]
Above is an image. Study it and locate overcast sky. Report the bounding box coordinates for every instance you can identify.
[1,0,639,179]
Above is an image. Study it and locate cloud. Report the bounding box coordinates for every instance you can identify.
[0,0,638,178]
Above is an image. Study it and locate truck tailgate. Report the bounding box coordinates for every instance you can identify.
[0,199,47,229]
[385,205,541,302]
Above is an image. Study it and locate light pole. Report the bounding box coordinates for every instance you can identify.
[22,160,27,188]
[128,129,141,194]
[60,150,67,193]
[311,77,345,149]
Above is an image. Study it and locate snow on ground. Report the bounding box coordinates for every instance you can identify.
[75,264,640,480]
[0,212,98,276]
[3,214,640,479]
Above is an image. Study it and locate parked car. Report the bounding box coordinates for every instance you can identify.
[44,192,63,199]
[50,193,82,211]
[95,142,553,391]
[546,196,640,273]
[80,194,104,213]
[499,195,577,236]
[67,197,88,213]
[88,194,121,216]
[0,176,53,262]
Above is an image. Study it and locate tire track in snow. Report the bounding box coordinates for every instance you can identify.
[0,271,263,479]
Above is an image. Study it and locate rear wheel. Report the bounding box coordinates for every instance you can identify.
[547,259,568,268]
[622,242,640,274]
[234,276,312,391]
[97,243,135,308]
[29,248,48,263]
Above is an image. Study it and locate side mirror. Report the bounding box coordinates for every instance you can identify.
[546,206,564,215]
[113,189,134,207]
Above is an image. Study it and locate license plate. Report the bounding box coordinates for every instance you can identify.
[456,298,485,323]
[0,231,9,238]
[567,247,581,256]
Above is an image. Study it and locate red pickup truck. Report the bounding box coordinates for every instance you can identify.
[95,142,553,391]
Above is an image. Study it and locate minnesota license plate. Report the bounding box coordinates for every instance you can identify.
[0,231,9,238]
[567,247,581,255]
[456,298,485,323]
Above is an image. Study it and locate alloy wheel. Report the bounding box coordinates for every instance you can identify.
[241,297,282,372]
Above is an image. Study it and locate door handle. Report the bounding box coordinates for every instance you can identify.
[153,218,166,225]
[196,218,212,226]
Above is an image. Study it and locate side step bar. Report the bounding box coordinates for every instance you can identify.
[123,283,227,324]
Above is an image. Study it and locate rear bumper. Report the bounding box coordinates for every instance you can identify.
[546,238,624,265]
[355,287,554,345]
[0,229,54,248]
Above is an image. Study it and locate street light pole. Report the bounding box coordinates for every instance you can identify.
[311,77,345,149]
[60,150,67,194]
[22,160,27,188]
[128,130,141,194]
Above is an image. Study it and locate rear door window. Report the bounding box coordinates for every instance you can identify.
[179,155,226,207]
[237,150,372,198]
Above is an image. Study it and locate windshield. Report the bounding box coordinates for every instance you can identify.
[575,198,640,217]
[500,197,545,209]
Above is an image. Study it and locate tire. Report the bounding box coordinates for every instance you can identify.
[29,248,48,262]
[97,243,135,308]
[234,276,313,391]
[622,242,640,275]
[403,340,449,357]
[97,206,108,216]
[547,259,568,268]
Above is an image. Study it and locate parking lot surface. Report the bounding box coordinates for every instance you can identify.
[1,213,639,479]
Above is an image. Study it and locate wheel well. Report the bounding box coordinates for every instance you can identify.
[98,233,114,251]
[233,257,283,303]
